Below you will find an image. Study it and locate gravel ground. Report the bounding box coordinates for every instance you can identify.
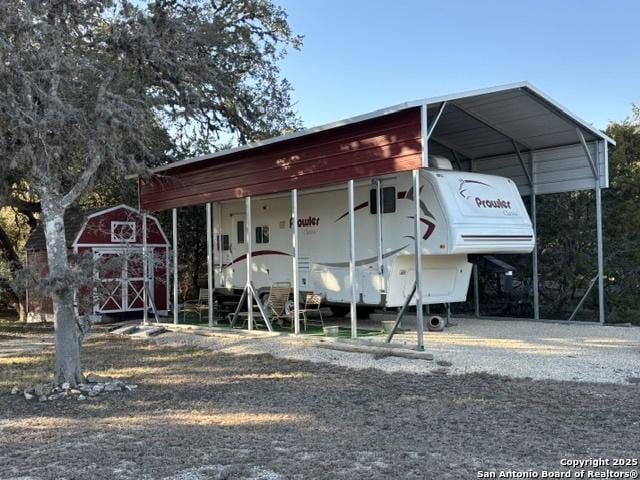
[153,318,640,384]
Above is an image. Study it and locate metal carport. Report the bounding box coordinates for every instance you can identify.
[137,81,613,345]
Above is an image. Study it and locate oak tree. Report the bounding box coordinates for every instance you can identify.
[0,0,300,385]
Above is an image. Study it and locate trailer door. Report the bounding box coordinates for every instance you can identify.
[230,213,247,287]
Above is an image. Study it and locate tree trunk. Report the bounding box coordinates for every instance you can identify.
[16,298,27,323]
[41,201,84,386]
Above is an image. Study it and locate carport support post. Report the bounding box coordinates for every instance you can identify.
[473,264,479,318]
[595,143,605,325]
[375,180,384,289]
[142,212,148,326]
[413,170,425,351]
[172,208,178,325]
[291,189,301,335]
[348,180,357,338]
[217,203,223,288]
[530,152,540,320]
[206,202,214,328]
[578,132,606,325]
[246,196,254,330]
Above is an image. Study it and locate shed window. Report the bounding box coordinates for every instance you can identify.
[111,221,136,242]
[236,221,245,244]
[369,187,396,214]
[256,226,269,244]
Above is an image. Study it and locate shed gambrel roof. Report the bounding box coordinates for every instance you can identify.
[26,204,169,251]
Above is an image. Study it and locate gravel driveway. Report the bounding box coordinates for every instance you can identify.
[153,317,640,384]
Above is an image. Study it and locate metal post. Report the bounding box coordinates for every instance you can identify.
[217,203,223,288]
[530,152,540,320]
[348,180,357,338]
[142,213,148,326]
[420,105,429,167]
[578,133,606,325]
[473,263,480,318]
[375,179,384,292]
[292,189,300,335]
[385,281,416,343]
[568,275,599,322]
[172,208,178,325]
[24,250,29,317]
[413,170,425,350]
[595,142,605,324]
[206,202,214,328]
[245,196,253,330]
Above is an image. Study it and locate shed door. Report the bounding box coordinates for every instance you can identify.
[94,250,125,313]
[94,248,153,313]
[125,250,146,310]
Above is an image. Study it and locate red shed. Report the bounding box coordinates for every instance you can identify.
[26,205,170,322]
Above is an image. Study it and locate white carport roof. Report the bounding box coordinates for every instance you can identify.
[422,81,613,152]
[421,82,613,195]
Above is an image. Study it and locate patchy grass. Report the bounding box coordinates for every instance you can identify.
[0,308,18,323]
[0,310,54,340]
[1,332,639,479]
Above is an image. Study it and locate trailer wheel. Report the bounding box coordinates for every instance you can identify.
[426,315,446,332]
[329,306,350,318]
[356,307,374,319]
[329,305,373,319]
[259,292,270,309]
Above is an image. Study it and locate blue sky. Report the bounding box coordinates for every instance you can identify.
[276,0,638,131]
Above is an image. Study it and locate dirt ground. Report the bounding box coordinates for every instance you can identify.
[1,329,639,480]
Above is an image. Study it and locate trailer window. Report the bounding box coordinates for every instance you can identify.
[369,187,396,214]
[236,221,245,244]
[256,226,269,244]
[217,234,230,251]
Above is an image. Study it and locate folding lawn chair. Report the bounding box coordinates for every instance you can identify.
[296,293,324,331]
[180,288,209,322]
[237,282,291,329]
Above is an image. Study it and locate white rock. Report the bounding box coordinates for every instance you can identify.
[61,382,70,390]
[125,384,138,391]
[104,383,122,392]
[88,391,99,397]
[86,373,111,383]
[70,389,81,395]
[38,395,47,402]
[24,392,34,400]
[10,386,19,395]
[78,395,87,401]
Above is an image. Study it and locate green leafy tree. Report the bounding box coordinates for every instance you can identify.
[602,106,640,323]
[0,0,301,385]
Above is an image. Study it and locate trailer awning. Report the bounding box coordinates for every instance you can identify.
[139,81,612,212]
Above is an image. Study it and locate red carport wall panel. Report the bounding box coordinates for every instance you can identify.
[139,107,423,211]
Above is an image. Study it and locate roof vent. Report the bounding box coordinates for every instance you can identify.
[429,155,454,170]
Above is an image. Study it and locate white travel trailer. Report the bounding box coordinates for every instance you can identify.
[214,156,534,314]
